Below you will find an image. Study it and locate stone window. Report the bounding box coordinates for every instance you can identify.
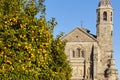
[73,48,84,58]
[76,48,80,57]
[103,12,107,21]
[73,50,75,57]
[81,51,84,58]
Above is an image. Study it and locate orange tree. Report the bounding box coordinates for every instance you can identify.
[0,0,71,80]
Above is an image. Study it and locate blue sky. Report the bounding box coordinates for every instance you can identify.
[45,0,120,78]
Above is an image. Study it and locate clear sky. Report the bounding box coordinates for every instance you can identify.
[44,0,120,78]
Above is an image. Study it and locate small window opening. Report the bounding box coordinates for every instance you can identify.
[103,12,107,21]
[77,48,80,57]
[111,12,112,21]
[73,50,75,57]
[72,48,85,58]
[81,51,84,57]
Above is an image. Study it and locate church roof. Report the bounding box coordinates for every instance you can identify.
[61,27,97,42]
[98,0,112,8]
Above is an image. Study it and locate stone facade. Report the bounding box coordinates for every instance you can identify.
[61,0,118,80]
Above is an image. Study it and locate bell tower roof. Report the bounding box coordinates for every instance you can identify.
[98,0,112,8]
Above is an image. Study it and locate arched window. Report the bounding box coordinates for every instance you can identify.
[72,48,85,58]
[103,12,107,21]
[77,48,80,57]
[81,51,84,58]
[73,50,75,58]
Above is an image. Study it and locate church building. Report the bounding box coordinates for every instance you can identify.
[61,0,118,80]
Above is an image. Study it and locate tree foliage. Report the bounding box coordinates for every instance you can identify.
[0,0,71,79]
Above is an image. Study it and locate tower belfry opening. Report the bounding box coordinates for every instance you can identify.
[103,11,107,21]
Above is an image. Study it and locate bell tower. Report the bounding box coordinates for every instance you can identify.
[96,0,118,79]
[97,0,113,52]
